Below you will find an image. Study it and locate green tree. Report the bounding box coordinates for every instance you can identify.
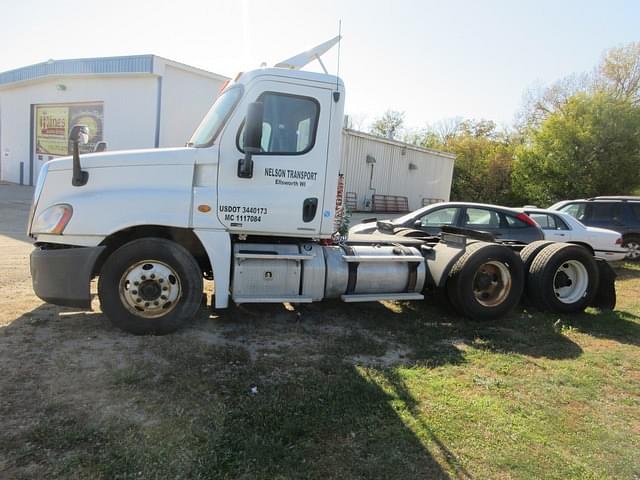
[412,119,520,205]
[370,110,405,139]
[447,124,519,205]
[512,92,640,206]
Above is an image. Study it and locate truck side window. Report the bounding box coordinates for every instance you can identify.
[238,92,319,155]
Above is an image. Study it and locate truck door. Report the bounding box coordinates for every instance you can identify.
[216,80,331,236]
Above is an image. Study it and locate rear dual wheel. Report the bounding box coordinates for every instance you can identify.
[446,242,525,320]
[526,243,598,313]
[520,240,555,271]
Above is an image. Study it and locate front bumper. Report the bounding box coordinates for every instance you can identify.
[30,245,105,309]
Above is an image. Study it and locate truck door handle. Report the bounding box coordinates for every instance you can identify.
[302,197,318,223]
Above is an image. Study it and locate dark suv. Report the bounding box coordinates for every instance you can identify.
[549,196,640,260]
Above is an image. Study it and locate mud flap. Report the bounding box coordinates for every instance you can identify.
[589,259,616,310]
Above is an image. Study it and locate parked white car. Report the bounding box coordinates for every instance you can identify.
[522,208,626,262]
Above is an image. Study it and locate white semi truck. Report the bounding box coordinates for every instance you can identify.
[27,45,614,335]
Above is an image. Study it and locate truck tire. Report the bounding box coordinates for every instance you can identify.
[519,240,555,272]
[446,242,525,320]
[98,238,203,335]
[526,243,598,314]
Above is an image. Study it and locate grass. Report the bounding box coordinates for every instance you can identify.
[2,263,639,479]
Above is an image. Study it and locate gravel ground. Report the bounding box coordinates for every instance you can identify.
[0,183,34,308]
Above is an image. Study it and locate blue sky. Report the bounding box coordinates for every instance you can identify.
[1,0,638,129]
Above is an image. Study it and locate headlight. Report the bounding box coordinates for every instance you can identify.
[32,204,73,235]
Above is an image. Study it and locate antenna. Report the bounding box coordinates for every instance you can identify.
[336,20,342,92]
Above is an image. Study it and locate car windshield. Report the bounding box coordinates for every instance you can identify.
[188,86,243,147]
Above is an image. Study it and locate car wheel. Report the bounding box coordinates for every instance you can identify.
[98,238,203,335]
[526,243,598,314]
[623,237,640,261]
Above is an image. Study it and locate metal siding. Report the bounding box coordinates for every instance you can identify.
[340,130,454,211]
[0,55,154,85]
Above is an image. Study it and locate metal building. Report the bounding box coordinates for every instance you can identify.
[340,129,455,212]
[0,55,228,185]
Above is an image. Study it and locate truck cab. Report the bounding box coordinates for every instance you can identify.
[189,68,345,238]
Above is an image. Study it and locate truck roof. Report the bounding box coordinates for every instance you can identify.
[238,68,343,88]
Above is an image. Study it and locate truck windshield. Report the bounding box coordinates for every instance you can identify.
[188,85,243,147]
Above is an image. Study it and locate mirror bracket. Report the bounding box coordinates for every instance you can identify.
[69,124,90,187]
[237,102,263,179]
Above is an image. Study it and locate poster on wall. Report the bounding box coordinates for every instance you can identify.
[35,102,104,156]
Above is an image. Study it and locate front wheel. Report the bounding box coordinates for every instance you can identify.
[98,238,203,335]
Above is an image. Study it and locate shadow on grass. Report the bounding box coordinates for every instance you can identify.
[563,309,640,347]
[0,304,454,479]
[295,298,585,361]
[384,369,473,480]
[3,277,638,478]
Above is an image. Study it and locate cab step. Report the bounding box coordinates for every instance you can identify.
[235,252,315,262]
[341,255,424,263]
[340,293,424,302]
[233,296,314,304]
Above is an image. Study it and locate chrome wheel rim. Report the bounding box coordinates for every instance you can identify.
[473,261,512,307]
[625,241,640,260]
[553,260,588,304]
[119,260,181,318]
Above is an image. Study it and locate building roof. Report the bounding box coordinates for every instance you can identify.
[0,54,228,87]
[343,128,457,160]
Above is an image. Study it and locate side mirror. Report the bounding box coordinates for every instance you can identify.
[238,102,263,179]
[413,220,422,228]
[69,124,89,145]
[94,141,107,152]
